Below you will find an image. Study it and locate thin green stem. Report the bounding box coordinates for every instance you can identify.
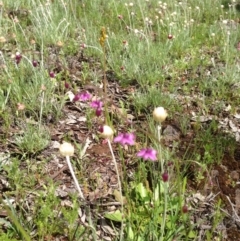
[39,90,44,131]
[0,197,31,241]
[160,183,168,241]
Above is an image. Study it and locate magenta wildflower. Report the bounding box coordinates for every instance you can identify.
[73,92,91,102]
[162,172,169,182]
[79,91,92,101]
[114,133,135,146]
[137,148,157,161]
[90,100,103,116]
[90,100,103,109]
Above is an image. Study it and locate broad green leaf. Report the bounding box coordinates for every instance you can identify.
[188,230,196,238]
[135,183,148,199]
[104,210,123,222]
[127,225,134,240]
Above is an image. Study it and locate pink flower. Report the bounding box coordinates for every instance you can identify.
[114,133,135,146]
[90,100,103,116]
[90,100,103,109]
[73,91,92,102]
[137,148,157,161]
[79,91,92,101]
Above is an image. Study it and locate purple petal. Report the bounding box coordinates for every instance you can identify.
[79,91,91,101]
[90,100,103,109]
[114,133,135,146]
[123,133,135,145]
[113,133,124,143]
[137,149,146,157]
[137,148,157,161]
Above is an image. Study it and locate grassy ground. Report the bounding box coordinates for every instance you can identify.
[0,0,240,240]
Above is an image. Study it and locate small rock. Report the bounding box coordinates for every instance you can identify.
[163,125,181,142]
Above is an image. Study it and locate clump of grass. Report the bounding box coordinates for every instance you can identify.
[15,124,50,154]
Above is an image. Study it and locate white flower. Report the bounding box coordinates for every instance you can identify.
[59,142,74,156]
[153,107,168,123]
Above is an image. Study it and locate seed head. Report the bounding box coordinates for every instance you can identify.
[59,142,74,157]
[99,125,114,139]
[153,107,168,123]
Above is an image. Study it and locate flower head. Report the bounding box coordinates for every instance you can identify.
[99,125,114,139]
[90,100,103,109]
[137,148,157,161]
[79,91,92,101]
[153,107,168,123]
[114,133,135,146]
[59,142,74,157]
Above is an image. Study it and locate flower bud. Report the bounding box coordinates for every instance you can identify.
[153,107,168,123]
[49,71,55,78]
[32,60,38,67]
[59,142,74,157]
[162,172,169,182]
[182,205,188,213]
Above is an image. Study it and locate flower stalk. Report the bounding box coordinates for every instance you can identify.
[59,142,85,200]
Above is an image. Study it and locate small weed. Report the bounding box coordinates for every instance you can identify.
[15,124,50,155]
